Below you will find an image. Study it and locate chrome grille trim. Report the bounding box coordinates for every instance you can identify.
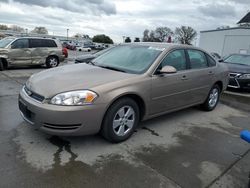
[23,86,45,103]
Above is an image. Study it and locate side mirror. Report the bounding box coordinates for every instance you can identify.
[159,65,177,74]
[218,59,224,63]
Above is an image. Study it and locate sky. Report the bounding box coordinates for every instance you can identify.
[0,0,249,42]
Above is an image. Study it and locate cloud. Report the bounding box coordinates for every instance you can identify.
[0,0,249,42]
[228,0,250,4]
[6,0,116,15]
[198,3,236,18]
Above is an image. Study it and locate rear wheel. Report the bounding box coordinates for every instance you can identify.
[101,98,140,143]
[46,56,59,68]
[201,84,220,111]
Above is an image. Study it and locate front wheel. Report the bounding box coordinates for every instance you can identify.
[46,56,59,68]
[201,84,220,111]
[101,98,140,143]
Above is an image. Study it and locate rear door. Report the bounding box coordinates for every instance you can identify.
[30,39,50,65]
[8,38,31,65]
[184,49,215,103]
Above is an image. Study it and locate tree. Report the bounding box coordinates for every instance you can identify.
[30,27,48,34]
[143,29,150,42]
[125,37,131,43]
[155,27,173,42]
[134,37,140,42]
[142,27,173,42]
[10,25,25,32]
[92,34,113,44]
[0,24,8,30]
[175,26,197,45]
[149,31,161,42]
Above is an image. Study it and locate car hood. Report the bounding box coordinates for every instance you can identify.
[27,64,136,98]
[222,62,250,74]
[75,54,96,62]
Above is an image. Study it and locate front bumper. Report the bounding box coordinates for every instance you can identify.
[18,88,107,136]
[228,77,250,89]
[228,73,250,89]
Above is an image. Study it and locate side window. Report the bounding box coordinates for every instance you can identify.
[11,39,29,49]
[30,39,43,48]
[45,40,57,48]
[207,55,216,67]
[160,50,187,71]
[187,50,208,69]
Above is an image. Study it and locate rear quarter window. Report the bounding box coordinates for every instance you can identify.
[45,40,57,48]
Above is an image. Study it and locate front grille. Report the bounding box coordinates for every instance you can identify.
[43,123,82,130]
[24,86,45,102]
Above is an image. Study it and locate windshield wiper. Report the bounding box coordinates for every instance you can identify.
[98,65,126,73]
[87,61,96,66]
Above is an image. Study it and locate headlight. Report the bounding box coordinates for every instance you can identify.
[50,90,98,106]
[239,74,250,79]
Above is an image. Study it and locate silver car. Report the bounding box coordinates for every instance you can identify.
[19,43,229,142]
[0,37,65,70]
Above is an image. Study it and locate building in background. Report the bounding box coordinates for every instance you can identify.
[199,12,250,57]
[199,27,250,57]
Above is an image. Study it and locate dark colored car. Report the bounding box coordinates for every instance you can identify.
[222,54,250,90]
[75,47,113,64]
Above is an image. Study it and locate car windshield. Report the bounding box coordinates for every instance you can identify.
[93,45,164,74]
[94,47,113,56]
[0,37,15,48]
[224,54,250,66]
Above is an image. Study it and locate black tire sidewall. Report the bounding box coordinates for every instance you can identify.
[102,98,140,143]
[0,59,4,71]
[46,56,59,68]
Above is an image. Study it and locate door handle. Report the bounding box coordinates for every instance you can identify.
[208,71,214,75]
[181,75,188,80]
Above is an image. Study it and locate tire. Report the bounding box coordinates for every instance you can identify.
[101,98,140,143]
[79,49,82,52]
[46,56,59,68]
[201,84,220,111]
[0,59,4,71]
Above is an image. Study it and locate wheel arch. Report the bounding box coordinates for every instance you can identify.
[101,92,147,125]
[214,81,223,93]
[0,58,8,69]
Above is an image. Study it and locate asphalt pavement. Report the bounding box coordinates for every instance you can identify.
[0,53,249,188]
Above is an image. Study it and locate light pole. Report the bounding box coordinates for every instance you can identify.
[67,29,69,40]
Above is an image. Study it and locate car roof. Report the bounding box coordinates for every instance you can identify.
[122,42,201,51]
[6,36,56,41]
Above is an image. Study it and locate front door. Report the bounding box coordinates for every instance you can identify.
[150,49,193,115]
[8,38,31,65]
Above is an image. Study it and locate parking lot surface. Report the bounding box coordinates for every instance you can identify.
[0,53,250,188]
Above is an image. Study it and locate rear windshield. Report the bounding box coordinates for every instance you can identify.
[0,37,15,48]
[224,54,250,66]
